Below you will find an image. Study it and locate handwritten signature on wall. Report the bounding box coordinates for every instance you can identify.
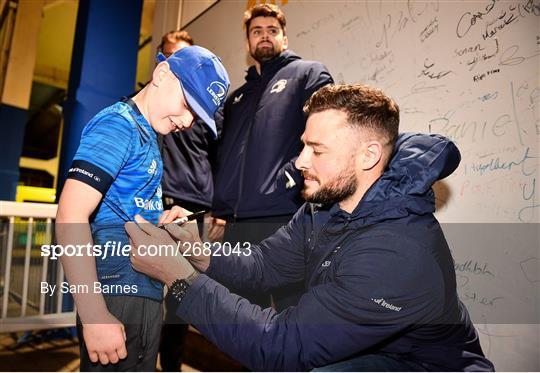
[456,0,540,39]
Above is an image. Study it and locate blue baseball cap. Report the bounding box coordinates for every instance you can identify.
[157,46,229,138]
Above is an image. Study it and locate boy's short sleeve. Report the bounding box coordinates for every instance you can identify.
[67,114,134,195]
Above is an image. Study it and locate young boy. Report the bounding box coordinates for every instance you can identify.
[55,46,229,371]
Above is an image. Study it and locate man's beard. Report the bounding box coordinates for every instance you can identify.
[302,166,358,205]
[251,43,279,63]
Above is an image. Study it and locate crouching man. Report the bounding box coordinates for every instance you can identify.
[126,84,494,371]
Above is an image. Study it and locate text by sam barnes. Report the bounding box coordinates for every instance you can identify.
[41,282,138,296]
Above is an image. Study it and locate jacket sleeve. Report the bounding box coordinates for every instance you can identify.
[204,204,308,292]
[302,61,334,103]
[274,62,335,191]
[177,232,445,371]
[213,104,225,139]
[208,105,225,169]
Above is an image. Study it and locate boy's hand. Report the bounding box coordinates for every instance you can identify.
[82,312,127,365]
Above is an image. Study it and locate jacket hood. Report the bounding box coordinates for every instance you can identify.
[245,50,301,81]
[329,133,461,225]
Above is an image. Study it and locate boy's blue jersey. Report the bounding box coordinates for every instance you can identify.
[67,99,164,300]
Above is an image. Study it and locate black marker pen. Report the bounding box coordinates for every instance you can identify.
[159,210,207,228]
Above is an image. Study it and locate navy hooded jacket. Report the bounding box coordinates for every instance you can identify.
[161,121,217,209]
[212,50,333,219]
[176,133,494,371]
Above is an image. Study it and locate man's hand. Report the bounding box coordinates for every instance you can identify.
[125,215,195,286]
[157,205,195,227]
[82,312,127,365]
[158,206,212,272]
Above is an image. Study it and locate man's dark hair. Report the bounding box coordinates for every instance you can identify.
[243,3,286,37]
[158,30,194,53]
[304,84,400,149]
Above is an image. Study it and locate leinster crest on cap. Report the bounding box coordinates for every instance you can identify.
[207,81,227,105]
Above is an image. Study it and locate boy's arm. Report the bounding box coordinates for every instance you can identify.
[56,179,127,365]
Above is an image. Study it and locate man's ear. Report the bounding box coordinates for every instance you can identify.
[282,35,289,50]
[152,61,170,87]
[360,141,383,171]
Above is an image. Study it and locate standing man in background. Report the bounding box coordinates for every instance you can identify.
[157,30,218,372]
[212,3,333,309]
[158,30,193,59]
[159,30,215,233]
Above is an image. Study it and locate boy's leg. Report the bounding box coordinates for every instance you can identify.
[77,296,162,372]
[136,297,162,371]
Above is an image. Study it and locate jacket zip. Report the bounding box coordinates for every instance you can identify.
[233,118,255,221]
[232,72,271,220]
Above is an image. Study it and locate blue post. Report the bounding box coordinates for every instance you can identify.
[58,0,143,195]
[0,105,27,199]
[57,0,143,317]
